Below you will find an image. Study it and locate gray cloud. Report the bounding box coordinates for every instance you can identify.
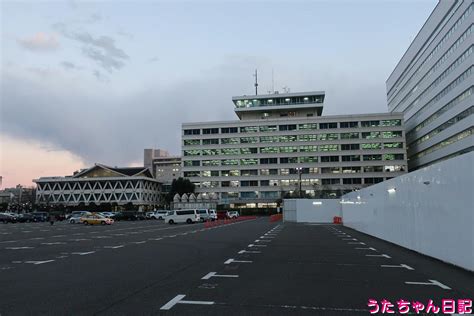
[92,70,109,82]
[18,33,59,52]
[53,23,129,73]
[60,61,82,71]
[1,56,389,168]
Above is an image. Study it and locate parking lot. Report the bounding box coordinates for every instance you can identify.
[0,219,472,315]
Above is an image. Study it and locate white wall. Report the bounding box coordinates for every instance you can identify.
[342,152,474,271]
[283,199,341,223]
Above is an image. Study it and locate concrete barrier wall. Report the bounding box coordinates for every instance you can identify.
[341,152,474,271]
[283,199,341,223]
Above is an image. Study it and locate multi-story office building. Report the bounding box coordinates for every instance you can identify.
[144,149,181,192]
[387,0,472,170]
[182,91,407,209]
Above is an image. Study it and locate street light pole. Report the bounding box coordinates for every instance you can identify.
[295,167,303,198]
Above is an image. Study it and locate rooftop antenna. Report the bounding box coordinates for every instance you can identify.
[272,68,274,93]
[253,69,258,95]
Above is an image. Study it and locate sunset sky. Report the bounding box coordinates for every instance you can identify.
[1,0,436,188]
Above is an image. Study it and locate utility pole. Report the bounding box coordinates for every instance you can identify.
[253,69,258,95]
[295,167,303,198]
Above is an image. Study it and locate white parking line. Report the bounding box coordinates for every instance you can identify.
[25,260,55,265]
[224,258,252,264]
[132,241,146,244]
[381,264,414,270]
[248,244,266,248]
[104,245,125,249]
[160,294,214,310]
[355,247,377,251]
[366,254,391,258]
[41,242,66,245]
[348,242,366,245]
[342,238,357,241]
[71,251,95,256]
[255,239,271,243]
[148,238,163,241]
[238,250,261,254]
[405,279,451,290]
[201,272,239,280]
[5,246,34,250]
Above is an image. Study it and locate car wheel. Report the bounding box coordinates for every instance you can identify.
[168,219,174,225]
[158,216,163,220]
[101,221,106,225]
[186,218,192,224]
[83,221,88,225]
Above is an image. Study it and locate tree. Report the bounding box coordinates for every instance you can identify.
[166,178,195,204]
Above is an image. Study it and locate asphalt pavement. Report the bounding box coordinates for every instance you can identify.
[0,219,472,315]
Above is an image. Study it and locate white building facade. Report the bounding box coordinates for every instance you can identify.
[386,0,473,170]
[182,91,407,209]
[34,164,162,208]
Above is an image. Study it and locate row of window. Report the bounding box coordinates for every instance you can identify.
[234,95,323,108]
[184,153,405,167]
[410,87,472,136]
[388,4,473,104]
[184,142,403,156]
[185,165,405,178]
[407,65,472,124]
[195,177,385,189]
[183,120,402,135]
[184,131,403,146]
[412,127,473,160]
[390,20,473,110]
[402,43,473,115]
[410,107,473,147]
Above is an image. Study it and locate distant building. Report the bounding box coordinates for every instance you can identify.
[182,90,407,210]
[0,185,36,207]
[34,164,162,209]
[387,0,473,170]
[144,149,182,192]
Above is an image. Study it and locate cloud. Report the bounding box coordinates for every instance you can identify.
[53,23,129,72]
[117,30,134,40]
[18,32,59,52]
[1,55,389,170]
[92,70,109,82]
[148,57,159,63]
[60,61,82,71]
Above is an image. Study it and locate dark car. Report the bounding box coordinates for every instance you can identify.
[113,211,138,221]
[0,213,17,223]
[32,212,49,222]
[17,213,35,223]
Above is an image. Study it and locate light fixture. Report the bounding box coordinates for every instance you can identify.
[423,181,430,185]
[387,188,396,193]
[312,201,322,205]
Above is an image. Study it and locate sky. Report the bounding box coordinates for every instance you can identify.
[0,0,437,188]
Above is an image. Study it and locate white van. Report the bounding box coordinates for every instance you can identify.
[165,209,200,224]
[197,209,217,222]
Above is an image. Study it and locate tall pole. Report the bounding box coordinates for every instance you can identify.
[254,69,258,95]
[296,167,302,198]
[299,171,302,198]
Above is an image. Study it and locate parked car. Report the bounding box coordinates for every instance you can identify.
[209,209,217,221]
[151,210,168,220]
[226,211,240,219]
[32,212,49,222]
[135,212,147,221]
[17,213,35,223]
[81,214,114,225]
[66,211,90,220]
[69,214,85,224]
[98,212,116,218]
[0,213,17,223]
[165,209,200,224]
[145,211,154,219]
[113,211,138,221]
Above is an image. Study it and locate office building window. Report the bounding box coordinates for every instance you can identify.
[202,149,220,155]
[279,124,297,131]
[241,169,258,176]
[240,126,259,133]
[361,120,380,127]
[241,158,258,165]
[221,138,240,144]
[321,167,341,174]
[340,121,359,128]
[259,125,277,132]
[384,142,403,149]
[203,128,219,134]
[260,147,279,154]
[298,134,318,142]
[240,137,259,144]
[321,155,339,162]
[363,166,383,172]
[298,123,318,130]
[319,145,339,151]
[184,129,200,135]
[202,139,219,145]
[280,157,298,164]
[299,156,318,163]
[221,148,240,155]
[383,154,405,161]
[322,179,340,185]
[342,155,360,162]
[184,150,201,156]
[260,158,278,164]
[221,127,238,133]
[184,139,200,146]
[343,178,362,184]
[363,154,382,161]
[361,143,382,150]
[341,144,360,150]
[241,147,258,154]
[319,133,339,140]
[364,178,384,184]
[202,160,220,166]
[341,132,359,139]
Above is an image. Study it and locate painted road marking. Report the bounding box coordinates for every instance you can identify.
[21,231,33,233]
[104,245,125,249]
[260,236,274,239]
[160,294,214,310]
[255,239,271,243]
[366,254,391,258]
[381,264,414,270]
[224,258,252,264]
[149,238,163,241]
[72,251,95,256]
[348,242,366,245]
[52,235,66,238]
[69,239,90,241]
[92,236,111,239]
[342,238,357,241]
[41,242,66,245]
[5,246,34,250]
[201,272,239,280]
[238,250,261,254]
[405,279,451,290]
[25,260,55,265]
[248,244,266,248]
[132,241,147,244]
[30,237,45,240]
[355,247,377,251]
